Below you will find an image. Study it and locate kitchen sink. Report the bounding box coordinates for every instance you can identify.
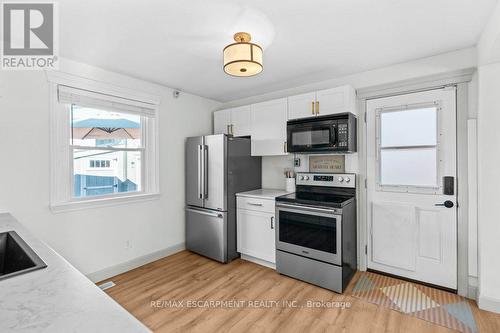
[0,231,47,281]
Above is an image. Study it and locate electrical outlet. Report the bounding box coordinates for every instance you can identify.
[294,158,301,167]
[125,240,132,250]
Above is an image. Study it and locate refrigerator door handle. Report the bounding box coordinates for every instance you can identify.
[203,145,209,199]
[198,145,203,199]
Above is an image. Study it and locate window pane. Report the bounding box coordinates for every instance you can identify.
[380,148,437,187]
[71,105,141,148]
[380,107,437,147]
[73,149,142,198]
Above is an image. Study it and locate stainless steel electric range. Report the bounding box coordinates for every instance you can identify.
[275,172,357,293]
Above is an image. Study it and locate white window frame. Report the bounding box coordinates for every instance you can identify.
[375,101,443,194]
[47,71,160,212]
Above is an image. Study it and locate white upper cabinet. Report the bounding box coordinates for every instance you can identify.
[230,105,252,137]
[212,85,356,156]
[213,109,231,134]
[287,92,316,120]
[287,85,356,120]
[213,105,251,136]
[251,98,288,156]
[316,86,356,116]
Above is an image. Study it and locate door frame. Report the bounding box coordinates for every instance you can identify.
[356,68,475,297]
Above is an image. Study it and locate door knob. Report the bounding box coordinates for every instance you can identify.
[435,200,454,208]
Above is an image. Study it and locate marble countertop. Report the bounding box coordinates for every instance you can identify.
[236,188,292,200]
[0,213,150,333]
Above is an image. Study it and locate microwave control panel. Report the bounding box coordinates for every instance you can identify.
[336,120,349,147]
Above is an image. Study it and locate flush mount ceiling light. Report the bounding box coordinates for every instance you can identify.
[223,32,263,77]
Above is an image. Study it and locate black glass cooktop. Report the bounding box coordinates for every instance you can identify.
[276,191,354,208]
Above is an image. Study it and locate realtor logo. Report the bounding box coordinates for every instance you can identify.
[1,2,58,70]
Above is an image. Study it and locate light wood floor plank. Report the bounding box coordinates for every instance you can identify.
[99,251,500,333]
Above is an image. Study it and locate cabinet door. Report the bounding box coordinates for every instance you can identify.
[237,209,276,263]
[251,98,288,156]
[230,105,252,137]
[213,109,231,134]
[287,92,316,120]
[316,85,356,116]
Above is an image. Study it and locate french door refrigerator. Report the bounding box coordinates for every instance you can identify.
[185,134,261,263]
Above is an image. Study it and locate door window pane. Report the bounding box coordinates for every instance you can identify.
[73,149,142,198]
[380,148,437,187]
[380,107,437,147]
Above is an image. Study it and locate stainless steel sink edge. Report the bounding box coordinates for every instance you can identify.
[0,230,47,281]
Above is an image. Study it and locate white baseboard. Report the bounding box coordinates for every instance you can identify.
[86,242,185,283]
[240,254,276,269]
[478,294,500,314]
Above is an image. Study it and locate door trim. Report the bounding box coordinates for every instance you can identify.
[357,69,474,298]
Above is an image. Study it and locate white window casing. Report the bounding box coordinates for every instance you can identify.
[48,72,160,212]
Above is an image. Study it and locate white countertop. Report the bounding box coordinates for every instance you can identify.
[236,189,292,200]
[0,213,150,333]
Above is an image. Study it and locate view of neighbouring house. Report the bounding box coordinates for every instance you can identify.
[71,106,142,197]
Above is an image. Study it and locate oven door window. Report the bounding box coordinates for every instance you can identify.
[279,210,337,254]
[290,127,334,149]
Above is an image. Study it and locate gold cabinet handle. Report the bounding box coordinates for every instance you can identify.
[316,101,320,115]
[284,141,287,153]
[311,101,315,115]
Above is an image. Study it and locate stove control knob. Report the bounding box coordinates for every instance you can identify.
[299,175,304,180]
[338,177,344,182]
[345,177,351,183]
[304,176,309,181]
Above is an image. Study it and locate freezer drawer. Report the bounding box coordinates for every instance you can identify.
[186,207,227,263]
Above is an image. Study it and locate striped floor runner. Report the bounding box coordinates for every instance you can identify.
[351,272,477,333]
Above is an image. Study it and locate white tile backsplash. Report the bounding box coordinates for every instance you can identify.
[262,153,359,189]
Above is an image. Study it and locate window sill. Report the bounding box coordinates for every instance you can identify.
[50,192,160,213]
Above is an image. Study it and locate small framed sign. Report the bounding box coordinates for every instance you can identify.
[309,155,345,173]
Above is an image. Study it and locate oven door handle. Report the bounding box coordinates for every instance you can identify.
[276,202,341,215]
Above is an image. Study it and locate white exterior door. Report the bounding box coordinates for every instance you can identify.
[366,88,457,289]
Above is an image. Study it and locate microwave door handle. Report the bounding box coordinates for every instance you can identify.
[332,124,338,146]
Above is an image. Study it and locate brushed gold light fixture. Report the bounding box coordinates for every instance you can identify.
[223,32,263,77]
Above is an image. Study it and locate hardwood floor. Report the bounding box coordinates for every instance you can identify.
[99,251,500,333]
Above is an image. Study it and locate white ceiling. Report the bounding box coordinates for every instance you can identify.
[60,0,497,102]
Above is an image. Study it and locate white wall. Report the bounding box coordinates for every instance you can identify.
[478,1,500,66]
[477,62,500,313]
[0,59,220,277]
[477,0,500,313]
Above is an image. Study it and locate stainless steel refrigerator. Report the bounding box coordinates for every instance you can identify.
[185,134,261,263]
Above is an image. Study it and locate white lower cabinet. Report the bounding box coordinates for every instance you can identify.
[237,200,276,265]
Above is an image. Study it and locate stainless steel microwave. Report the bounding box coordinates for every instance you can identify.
[287,113,357,153]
